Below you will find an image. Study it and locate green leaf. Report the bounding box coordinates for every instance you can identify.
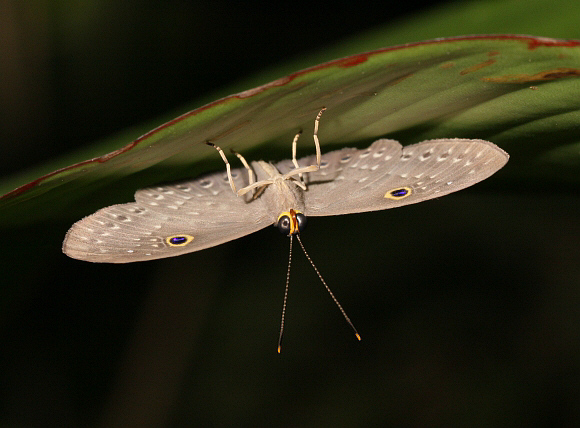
[1,35,579,225]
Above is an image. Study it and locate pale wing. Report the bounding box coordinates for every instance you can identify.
[63,168,271,263]
[280,139,508,216]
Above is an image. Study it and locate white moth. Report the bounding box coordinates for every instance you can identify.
[63,108,509,351]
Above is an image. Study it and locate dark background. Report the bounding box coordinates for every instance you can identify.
[0,0,442,179]
[1,1,579,427]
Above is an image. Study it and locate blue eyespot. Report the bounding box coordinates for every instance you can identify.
[384,186,412,200]
[166,234,194,247]
[170,236,188,245]
[390,188,408,197]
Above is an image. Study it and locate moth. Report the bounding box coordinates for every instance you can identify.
[63,109,509,350]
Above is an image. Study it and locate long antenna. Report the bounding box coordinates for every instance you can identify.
[277,235,293,354]
[296,234,361,342]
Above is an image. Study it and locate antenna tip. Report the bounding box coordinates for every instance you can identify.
[355,333,361,341]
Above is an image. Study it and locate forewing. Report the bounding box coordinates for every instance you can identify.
[63,168,271,263]
[282,139,508,216]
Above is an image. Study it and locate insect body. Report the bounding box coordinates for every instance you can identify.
[63,109,508,262]
[63,109,509,350]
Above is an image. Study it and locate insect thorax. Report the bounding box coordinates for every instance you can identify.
[253,161,306,224]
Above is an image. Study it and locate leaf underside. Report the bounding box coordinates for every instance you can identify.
[1,35,580,224]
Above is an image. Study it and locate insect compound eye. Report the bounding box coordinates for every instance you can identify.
[295,212,307,233]
[384,186,412,200]
[277,215,292,236]
[166,234,194,247]
[277,209,306,235]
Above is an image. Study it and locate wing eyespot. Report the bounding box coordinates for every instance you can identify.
[384,186,412,200]
[166,235,195,247]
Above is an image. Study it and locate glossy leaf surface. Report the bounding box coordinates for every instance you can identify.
[1,35,579,225]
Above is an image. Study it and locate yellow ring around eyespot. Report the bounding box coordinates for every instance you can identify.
[384,186,412,200]
[166,234,195,247]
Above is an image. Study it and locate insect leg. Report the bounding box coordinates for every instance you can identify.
[231,149,255,187]
[282,108,326,182]
[206,141,237,194]
[236,179,274,196]
[312,107,325,167]
[291,130,304,181]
